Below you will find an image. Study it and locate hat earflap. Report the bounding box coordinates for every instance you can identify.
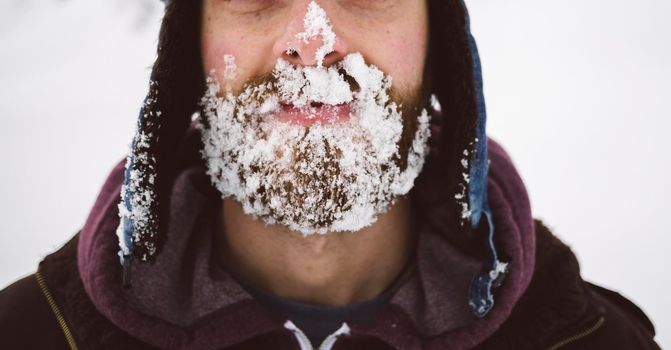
[116,81,162,287]
[116,0,204,287]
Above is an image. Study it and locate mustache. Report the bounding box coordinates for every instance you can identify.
[235,68,425,172]
[229,68,412,109]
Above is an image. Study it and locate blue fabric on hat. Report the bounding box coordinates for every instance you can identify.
[459,0,508,318]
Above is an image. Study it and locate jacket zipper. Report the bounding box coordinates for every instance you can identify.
[35,270,80,350]
[546,316,605,350]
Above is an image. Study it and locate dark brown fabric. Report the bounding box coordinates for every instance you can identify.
[0,273,71,350]
[0,220,660,349]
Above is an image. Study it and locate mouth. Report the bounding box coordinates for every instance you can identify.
[275,101,353,126]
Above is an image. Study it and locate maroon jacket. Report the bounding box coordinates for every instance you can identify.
[0,139,661,349]
[0,223,660,349]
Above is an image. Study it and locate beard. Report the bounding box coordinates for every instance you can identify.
[198,53,430,235]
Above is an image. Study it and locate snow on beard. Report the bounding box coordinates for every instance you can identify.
[197,2,430,235]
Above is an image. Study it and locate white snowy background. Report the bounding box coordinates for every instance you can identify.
[0,0,669,346]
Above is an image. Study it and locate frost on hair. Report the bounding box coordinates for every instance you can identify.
[198,53,430,235]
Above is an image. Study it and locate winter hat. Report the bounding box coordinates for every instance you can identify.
[116,0,507,318]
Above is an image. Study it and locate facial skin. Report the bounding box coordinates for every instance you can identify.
[201,0,429,306]
[201,0,428,98]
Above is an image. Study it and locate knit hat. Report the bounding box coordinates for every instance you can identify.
[115,0,508,318]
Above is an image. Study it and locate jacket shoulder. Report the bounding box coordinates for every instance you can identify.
[2,233,156,350]
[36,232,159,350]
[0,274,71,349]
[477,220,660,349]
[554,282,660,350]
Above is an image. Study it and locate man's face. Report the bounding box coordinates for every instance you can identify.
[201,0,428,102]
[198,0,430,235]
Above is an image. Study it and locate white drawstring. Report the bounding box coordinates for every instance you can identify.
[284,320,351,350]
[284,320,314,350]
[317,322,351,350]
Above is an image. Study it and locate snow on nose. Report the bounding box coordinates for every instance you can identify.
[290,1,336,67]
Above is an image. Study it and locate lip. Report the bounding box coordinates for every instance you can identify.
[275,102,352,126]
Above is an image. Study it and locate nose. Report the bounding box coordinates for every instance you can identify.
[272,1,348,67]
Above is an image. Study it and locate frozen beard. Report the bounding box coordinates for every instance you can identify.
[198,53,431,235]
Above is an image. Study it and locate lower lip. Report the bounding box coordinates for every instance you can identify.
[275,103,352,126]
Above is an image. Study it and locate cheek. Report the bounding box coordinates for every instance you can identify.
[201,31,242,81]
[377,28,427,94]
[201,28,277,92]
